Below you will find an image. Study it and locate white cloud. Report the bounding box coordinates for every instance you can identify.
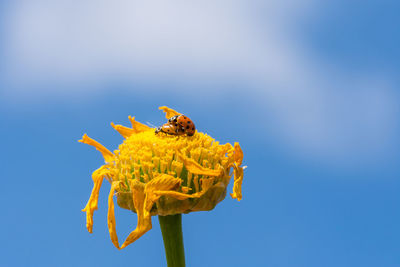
[3,1,316,90]
[1,0,398,164]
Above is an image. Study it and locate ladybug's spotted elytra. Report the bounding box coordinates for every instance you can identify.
[155,115,196,136]
[169,115,196,136]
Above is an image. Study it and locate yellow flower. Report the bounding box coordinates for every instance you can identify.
[79,106,245,249]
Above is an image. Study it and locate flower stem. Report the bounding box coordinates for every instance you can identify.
[158,214,186,267]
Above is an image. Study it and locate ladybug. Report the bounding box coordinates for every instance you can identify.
[155,123,184,135]
[169,115,196,136]
[155,115,196,136]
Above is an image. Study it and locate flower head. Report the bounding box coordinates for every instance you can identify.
[79,106,245,249]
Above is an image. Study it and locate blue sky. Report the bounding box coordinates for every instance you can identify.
[1,1,400,266]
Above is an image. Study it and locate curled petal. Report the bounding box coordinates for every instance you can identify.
[145,174,182,192]
[230,165,245,201]
[153,177,214,200]
[233,142,243,166]
[108,181,121,249]
[119,174,218,248]
[120,180,152,249]
[111,122,135,138]
[82,166,111,233]
[159,106,181,119]
[144,174,182,211]
[177,152,224,177]
[128,116,151,133]
[78,134,114,163]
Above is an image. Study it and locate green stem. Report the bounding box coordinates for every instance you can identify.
[158,214,186,267]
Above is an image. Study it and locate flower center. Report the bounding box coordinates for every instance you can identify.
[111,129,233,195]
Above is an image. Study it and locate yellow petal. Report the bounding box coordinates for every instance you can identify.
[120,180,152,249]
[111,122,135,138]
[158,106,181,119]
[176,152,223,177]
[128,116,151,133]
[78,134,114,163]
[145,174,182,192]
[181,186,191,193]
[230,165,244,201]
[153,190,193,200]
[153,177,214,200]
[230,143,244,201]
[82,166,110,233]
[107,182,121,249]
[233,142,243,166]
[144,174,182,211]
[120,174,196,249]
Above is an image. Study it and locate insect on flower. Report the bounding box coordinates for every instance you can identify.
[79,106,245,249]
[155,114,196,136]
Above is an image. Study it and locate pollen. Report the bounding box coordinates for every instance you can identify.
[79,106,245,249]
